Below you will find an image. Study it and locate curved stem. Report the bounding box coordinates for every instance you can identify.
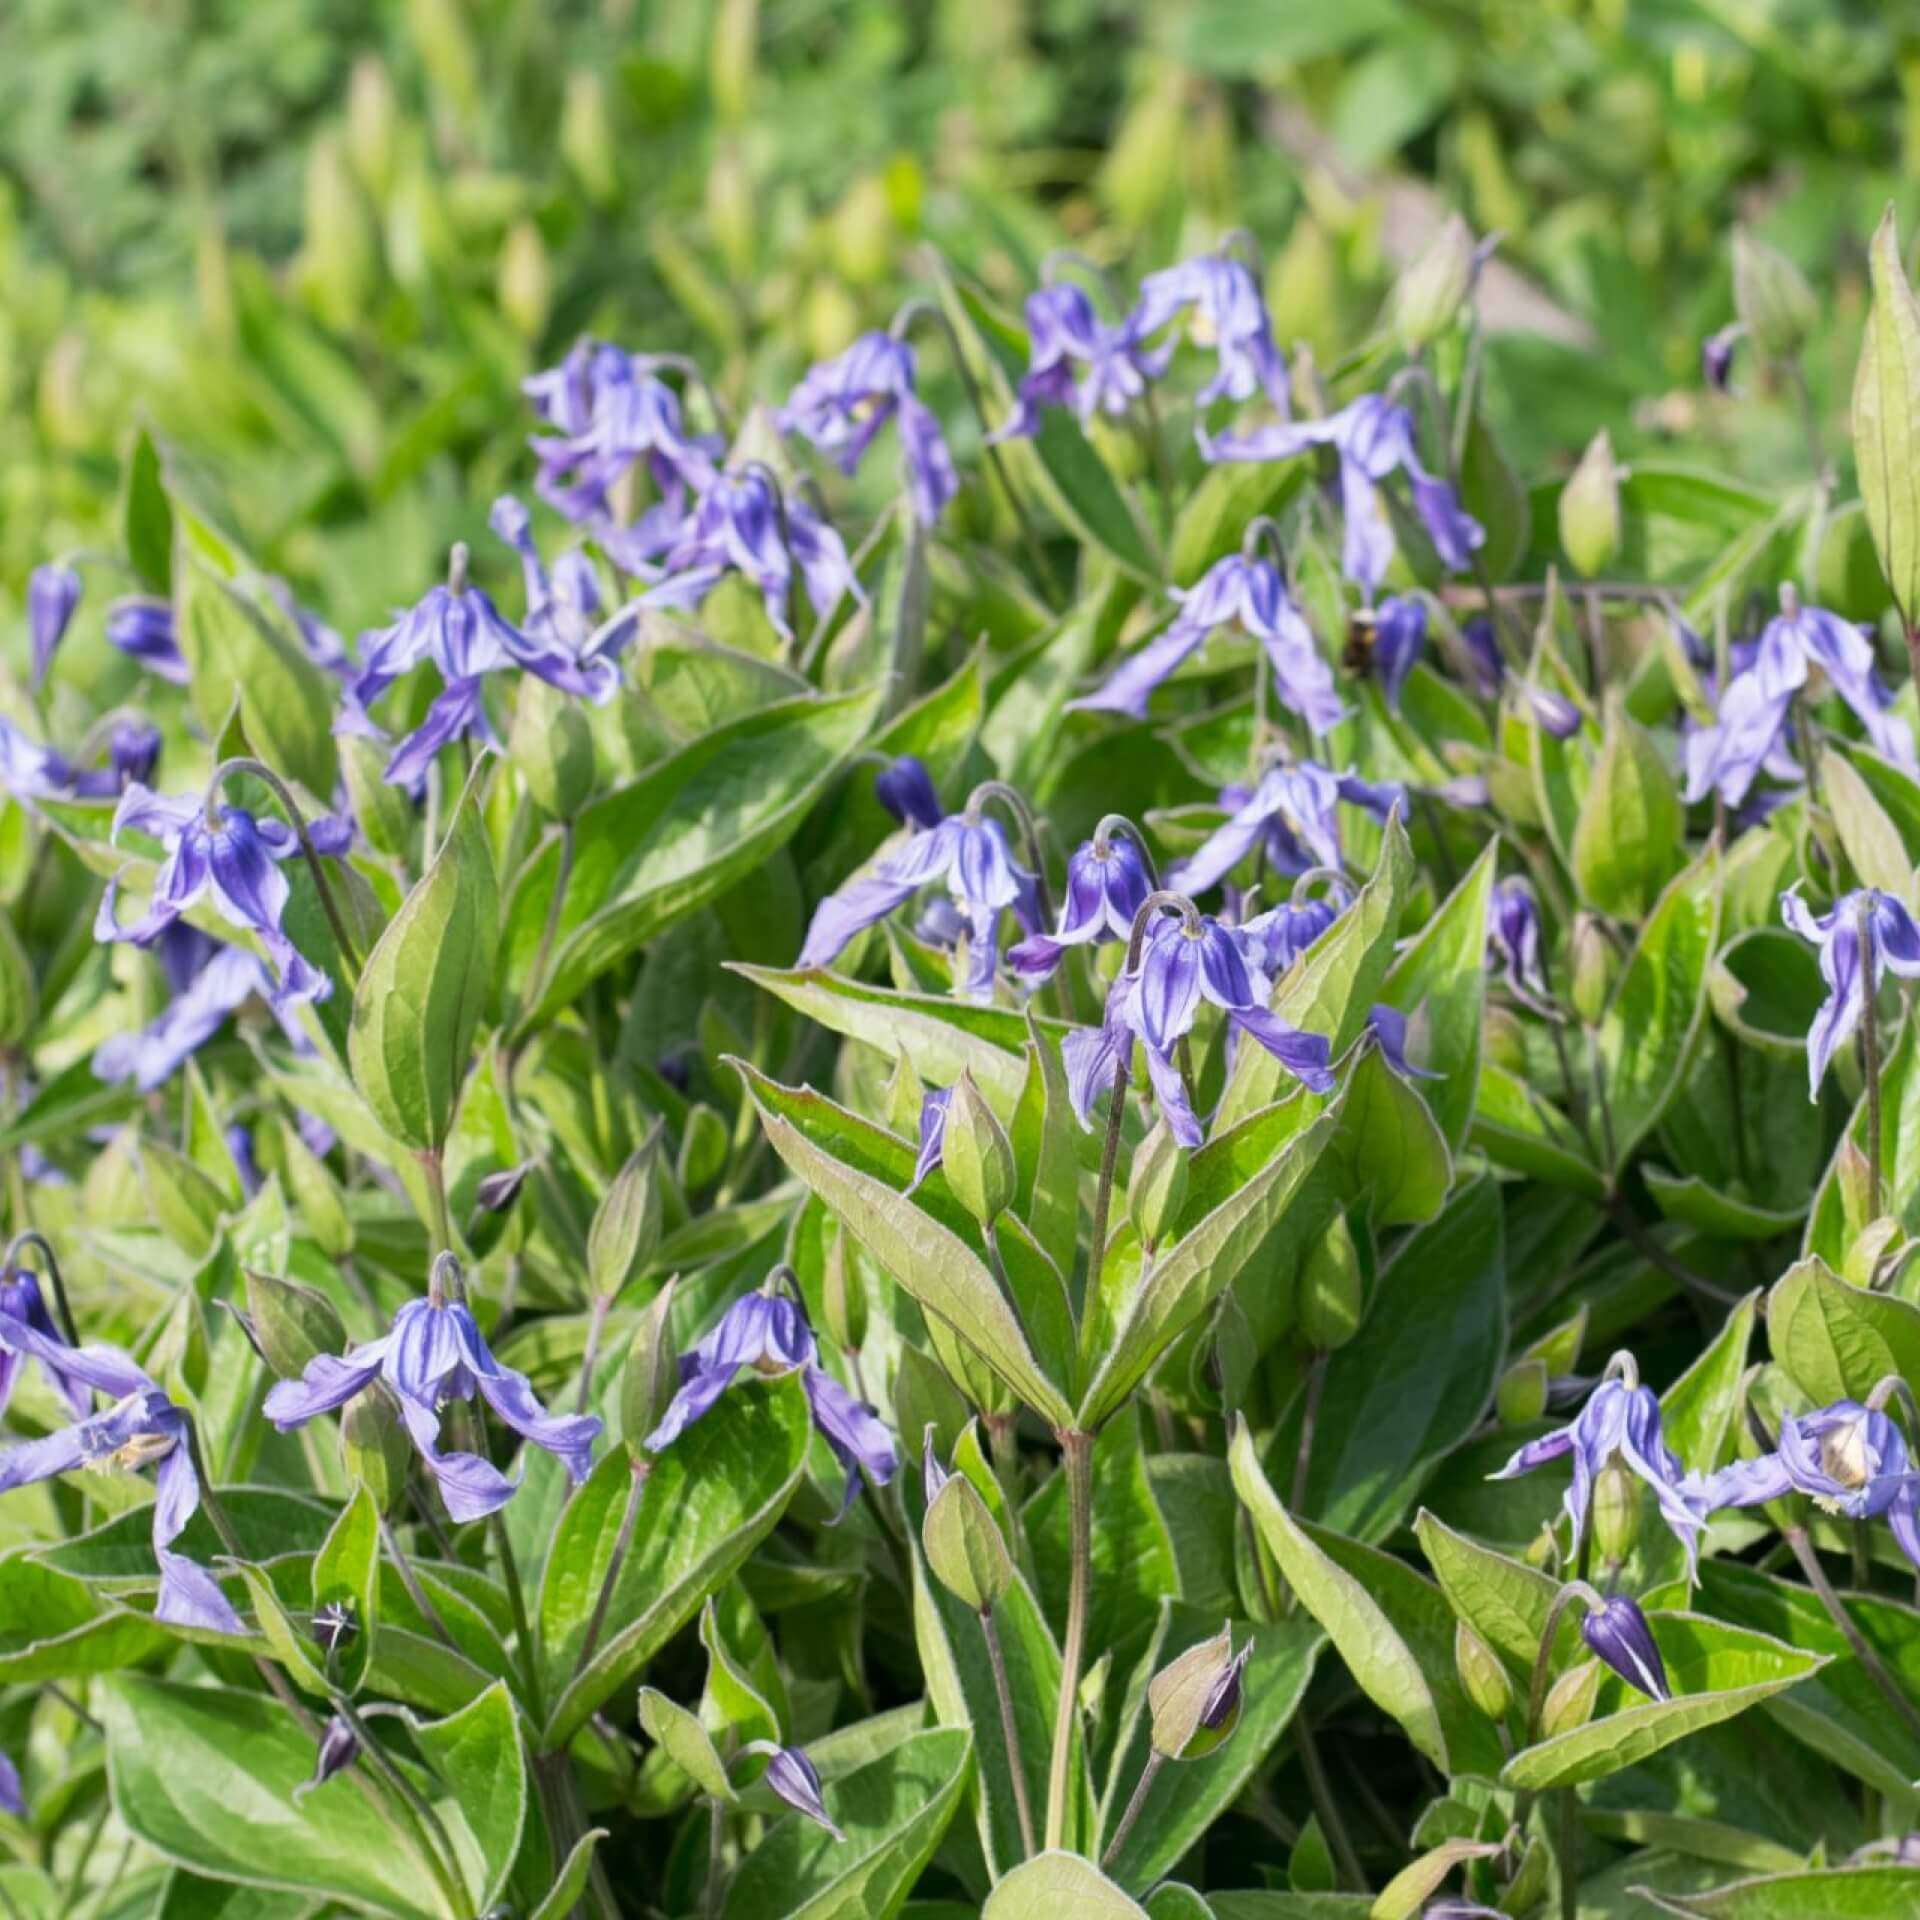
[1099,1749,1163,1870]
[1091,814,1160,890]
[1043,1427,1094,1850]
[981,1604,1037,1861]
[3,1229,78,1345]
[965,781,1058,932]
[1782,1524,1920,1747]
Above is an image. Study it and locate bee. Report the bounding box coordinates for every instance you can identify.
[1341,604,1379,679]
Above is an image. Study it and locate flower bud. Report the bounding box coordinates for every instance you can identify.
[829,174,894,287]
[560,72,619,207]
[1844,1216,1907,1292]
[511,674,596,821]
[1127,1119,1188,1249]
[298,134,378,333]
[1733,227,1817,363]
[940,1074,1016,1227]
[312,1600,358,1658]
[1569,912,1614,1026]
[621,1278,679,1456]
[677,1104,729,1196]
[245,1270,347,1381]
[589,1132,664,1302]
[1296,1213,1364,1352]
[1580,1594,1670,1701]
[1540,1658,1602,1736]
[294,1715,359,1801]
[474,1162,534,1215]
[1392,213,1477,351]
[345,57,399,198]
[921,1469,1014,1613]
[820,1223,867,1355]
[705,139,756,282]
[339,1385,412,1515]
[1591,1463,1642,1567]
[1836,1136,1876,1241]
[1496,1357,1550,1426]
[1148,1624,1248,1762]
[1454,1620,1511,1722]
[497,219,552,342]
[1559,430,1622,579]
[0,916,36,1052]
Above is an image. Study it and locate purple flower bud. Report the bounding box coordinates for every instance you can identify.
[294,1716,360,1800]
[921,1425,950,1500]
[874,755,944,831]
[1372,595,1426,710]
[1461,615,1504,696]
[1580,1594,1670,1702]
[907,1087,951,1194]
[474,1163,535,1213]
[0,1753,23,1820]
[106,597,188,684]
[27,563,81,687]
[753,1743,845,1842]
[1367,1003,1440,1080]
[1702,324,1744,394]
[1487,877,1554,1015]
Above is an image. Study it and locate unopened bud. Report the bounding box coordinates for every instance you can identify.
[1569,913,1614,1026]
[1591,1463,1642,1567]
[1393,213,1477,351]
[560,72,619,208]
[1497,1357,1550,1426]
[1733,227,1817,363]
[820,1223,867,1355]
[621,1277,678,1455]
[1580,1593,1670,1701]
[1540,1658,1602,1736]
[339,1385,412,1514]
[1454,1620,1511,1721]
[589,1131,664,1300]
[941,1074,1015,1227]
[295,1715,359,1801]
[474,1161,535,1215]
[1127,1119,1188,1249]
[1559,431,1622,579]
[1297,1213,1364,1352]
[345,57,399,198]
[829,174,894,287]
[312,1600,358,1657]
[245,1270,347,1381]
[1836,1136,1876,1241]
[1149,1624,1248,1761]
[921,1469,1014,1613]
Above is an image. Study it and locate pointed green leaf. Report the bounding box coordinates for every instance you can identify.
[1852,205,1920,624]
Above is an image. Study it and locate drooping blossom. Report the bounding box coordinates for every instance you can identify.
[745,1742,845,1842]
[1491,1359,1706,1575]
[1367,1003,1439,1080]
[95,787,354,1009]
[1202,394,1483,597]
[779,333,957,526]
[1487,877,1554,1016]
[1130,251,1289,413]
[489,496,638,668]
[105,598,188,684]
[1782,887,1920,1098]
[1167,763,1401,896]
[1238,886,1349,976]
[1682,669,1798,808]
[1069,553,1343,732]
[1371,595,1426,710]
[0,716,159,811]
[264,1287,601,1522]
[1754,592,1916,773]
[643,1288,897,1514]
[990,283,1168,440]
[27,564,81,686]
[0,1271,89,1421]
[1007,830,1153,978]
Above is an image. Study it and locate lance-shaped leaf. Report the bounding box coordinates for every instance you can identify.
[638,1689,735,1802]
[1470,1059,1607,1200]
[1852,205,1920,625]
[737,1063,1073,1425]
[1651,1867,1920,1918]
[349,757,498,1154]
[413,1680,527,1914]
[530,1832,612,1920]
[1572,693,1684,919]
[1820,746,1915,898]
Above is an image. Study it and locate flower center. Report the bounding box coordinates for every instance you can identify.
[1820,1419,1875,1492]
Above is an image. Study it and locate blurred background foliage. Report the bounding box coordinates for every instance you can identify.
[5,0,1920,645]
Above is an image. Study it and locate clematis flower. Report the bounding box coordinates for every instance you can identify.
[1371,595,1426,709]
[1518,683,1583,739]
[1069,553,1343,732]
[643,1288,897,1513]
[1782,887,1920,1098]
[989,283,1168,440]
[1238,887,1348,976]
[1491,1359,1706,1575]
[642,470,864,644]
[1693,1400,1920,1568]
[745,1742,845,1841]
[1487,877,1554,1015]
[908,1088,951,1193]
[874,754,944,830]
[1007,829,1152,978]
[1754,592,1917,772]
[1367,1003,1439,1080]
[1130,251,1289,413]
[94,787,352,1008]
[28,563,81,687]
[264,1287,601,1522]
[0,715,158,810]
[779,333,957,526]
[1682,668,1798,808]
[0,1312,242,1633]
[0,1271,89,1421]
[1202,394,1484,598]
[1063,908,1333,1148]
[489,496,638,671]
[106,597,188,684]
[798,762,1041,996]
[1167,763,1400,896]
[1579,1594,1671,1702]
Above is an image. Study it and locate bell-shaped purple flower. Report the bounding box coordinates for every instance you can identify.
[1069,553,1343,732]
[1372,595,1426,709]
[1682,669,1797,808]
[1783,886,1920,1098]
[1580,1595,1671,1702]
[1167,762,1400,896]
[1487,877,1553,1016]
[106,597,188,684]
[1694,1400,1920,1567]
[1202,394,1483,598]
[0,1312,242,1633]
[489,496,637,670]
[0,1272,89,1422]
[1755,593,1917,773]
[1491,1363,1705,1575]
[643,1290,897,1514]
[1238,888,1349,976]
[1367,1003,1439,1080]
[1008,830,1152,978]
[779,333,957,527]
[746,1741,846,1841]
[1130,251,1289,413]
[27,563,81,687]
[264,1294,601,1523]
[94,787,352,1009]
[989,284,1168,440]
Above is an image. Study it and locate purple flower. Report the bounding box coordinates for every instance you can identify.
[643,1290,897,1514]
[874,754,944,831]
[1697,1401,1920,1567]
[1131,252,1289,413]
[0,1313,242,1633]
[1783,887,1920,1098]
[989,284,1167,440]
[1487,877,1553,1015]
[27,564,81,687]
[1202,394,1484,598]
[1702,325,1744,394]
[1367,1003,1439,1080]
[1007,830,1153,978]
[295,1716,359,1802]
[1580,1594,1671,1702]
[1166,763,1400,896]
[264,1293,601,1522]
[1461,615,1504,697]
[908,1087,951,1193]
[106,597,188,684]
[1491,1364,1705,1575]
[747,1741,845,1841]
[1755,594,1917,773]
[1683,669,1797,808]
[642,470,864,644]
[95,787,352,1009]
[779,333,957,527]
[1238,889,1348,976]
[1520,682,1584,740]
[0,1754,22,1819]
[798,773,1040,997]
[1373,595,1426,709]
[0,1272,89,1422]
[1069,553,1343,732]
[0,717,71,806]
[489,496,638,669]
[1064,910,1334,1148]
[0,715,160,811]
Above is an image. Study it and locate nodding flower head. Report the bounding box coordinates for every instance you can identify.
[1487,876,1554,1016]
[1008,829,1152,979]
[1129,250,1289,414]
[1167,762,1398,899]
[27,563,82,686]
[989,282,1167,441]
[1782,887,1920,1100]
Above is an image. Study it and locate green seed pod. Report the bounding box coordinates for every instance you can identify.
[820,1222,867,1356]
[588,1131,664,1302]
[339,1385,412,1515]
[1127,1118,1189,1250]
[1559,430,1622,579]
[1148,1623,1248,1762]
[1393,212,1477,352]
[1733,226,1817,363]
[1455,1620,1512,1722]
[1591,1462,1643,1567]
[0,914,37,1051]
[1540,1658,1602,1736]
[245,1269,347,1381]
[1569,912,1614,1027]
[1297,1213,1364,1352]
[621,1277,679,1456]
[511,674,596,821]
[921,1473,1013,1613]
[1496,1356,1550,1427]
[941,1073,1016,1227]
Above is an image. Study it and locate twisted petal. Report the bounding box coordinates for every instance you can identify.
[1067,622,1208,719]
[1229,1008,1335,1093]
[454,1306,601,1484]
[263,1339,392,1430]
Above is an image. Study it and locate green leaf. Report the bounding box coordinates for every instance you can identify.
[1470,1059,1607,1200]
[1500,1612,1826,1790]
[538,1375,810,1747]
[311,1483,379,1692]
[1572,695,1684,918]
[1329,1047,1451,1228]
[413,1680,527,1913]
[529,1830,611,1920]
[1852,204,1920,624]
[1767,1256,1920,1406]
[1013,1019,1083,1281]
[983,1854,1149,1918]
[722,1726,972,1919]
[1641,1867,1920,1918]
[123,424,174,595]
[1642,1170,1805,1241]
[506,686,883,1023]
[1820,746,1915,897]
[349,757,498,1154]
[1707,927,1824,1061]
[1167,461,1308,582]
[1415,1510,1570,1681]
[638,1688,734,1802]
